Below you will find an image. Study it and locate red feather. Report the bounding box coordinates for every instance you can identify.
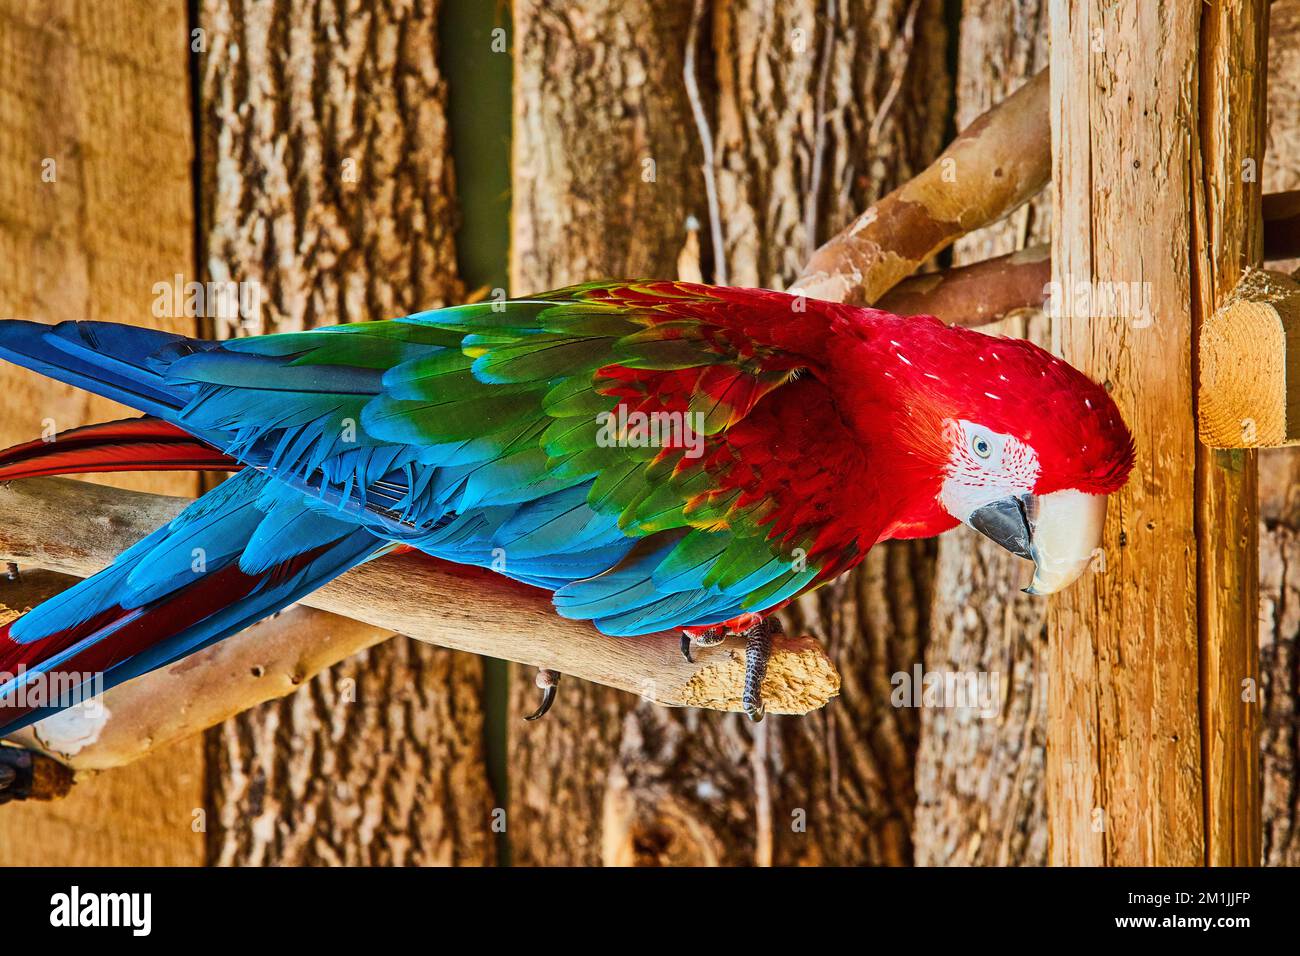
[0,545,327,726]
[0,417,239,481]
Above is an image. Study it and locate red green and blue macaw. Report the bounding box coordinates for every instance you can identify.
[0,281,1133,727]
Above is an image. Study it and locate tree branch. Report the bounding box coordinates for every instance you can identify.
[875,190,1299,328]
[876,243,1050,326]
[789,68,1049,304]
[0,477,842,765]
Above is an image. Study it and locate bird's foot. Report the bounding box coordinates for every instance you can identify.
[679,626,725,663]
[742,617,782,722]
[523,668,561,721]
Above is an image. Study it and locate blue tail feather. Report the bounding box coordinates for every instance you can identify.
[0,320,194,418]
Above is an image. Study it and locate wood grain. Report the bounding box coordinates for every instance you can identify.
[1191,0,1267,868]
[1047,0,1266,866]
[0,0,205,866]
[1047,0,1204,866]
[1198,269,1300,448]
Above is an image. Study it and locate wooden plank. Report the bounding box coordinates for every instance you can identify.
[0,0,204,866]
[1047,0,1265,866]
[196,0,496,866]
[1047,0,1204,866]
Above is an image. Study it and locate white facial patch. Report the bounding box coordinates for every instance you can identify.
[938,419,1040,522]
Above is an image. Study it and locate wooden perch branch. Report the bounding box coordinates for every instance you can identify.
[877,190,1298,328]
[877,244,1050,326]
[789,69,1049,305]
[0,478,841,756]
[1198,269,1300,448]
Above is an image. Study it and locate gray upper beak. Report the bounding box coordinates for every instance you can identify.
[967,496,1034,561]
[966,490,1108,595]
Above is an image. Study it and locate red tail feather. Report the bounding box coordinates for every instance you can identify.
[0,417,239,481]
[0,546,326,728]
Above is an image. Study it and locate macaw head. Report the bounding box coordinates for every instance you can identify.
[933,333,1133,593]
[849,316,1135,595]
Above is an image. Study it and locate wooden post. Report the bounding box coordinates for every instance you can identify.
[1047,0,1265,865]
[1192,0,1267,866]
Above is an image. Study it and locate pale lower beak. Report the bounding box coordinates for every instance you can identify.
[966,489,1107,595]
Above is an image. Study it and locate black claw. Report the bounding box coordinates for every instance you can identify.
[680,633,694,663]
[524,669,561,721]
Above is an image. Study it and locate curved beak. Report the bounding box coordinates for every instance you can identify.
[966,489,1107,595]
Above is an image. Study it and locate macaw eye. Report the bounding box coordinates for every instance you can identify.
[971,435,993,459]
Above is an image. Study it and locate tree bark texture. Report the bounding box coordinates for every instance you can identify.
[197,0,495,866]
[507,0,948,867]
[912,0,1051,868]
[0,0,206,866]
[1259,0,1300,868]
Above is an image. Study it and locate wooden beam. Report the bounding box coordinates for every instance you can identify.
[1047,0,1265,866]
[1199,269,1300,448]
[1192,0,1268,866]
[0,477,841,720]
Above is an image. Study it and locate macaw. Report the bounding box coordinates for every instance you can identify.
[0,281,1133,729]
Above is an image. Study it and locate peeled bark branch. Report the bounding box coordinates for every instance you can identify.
[879,191,1298,327]
[877,244,1049,326]
[789,68,1049,304]
[0,478,841,751]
